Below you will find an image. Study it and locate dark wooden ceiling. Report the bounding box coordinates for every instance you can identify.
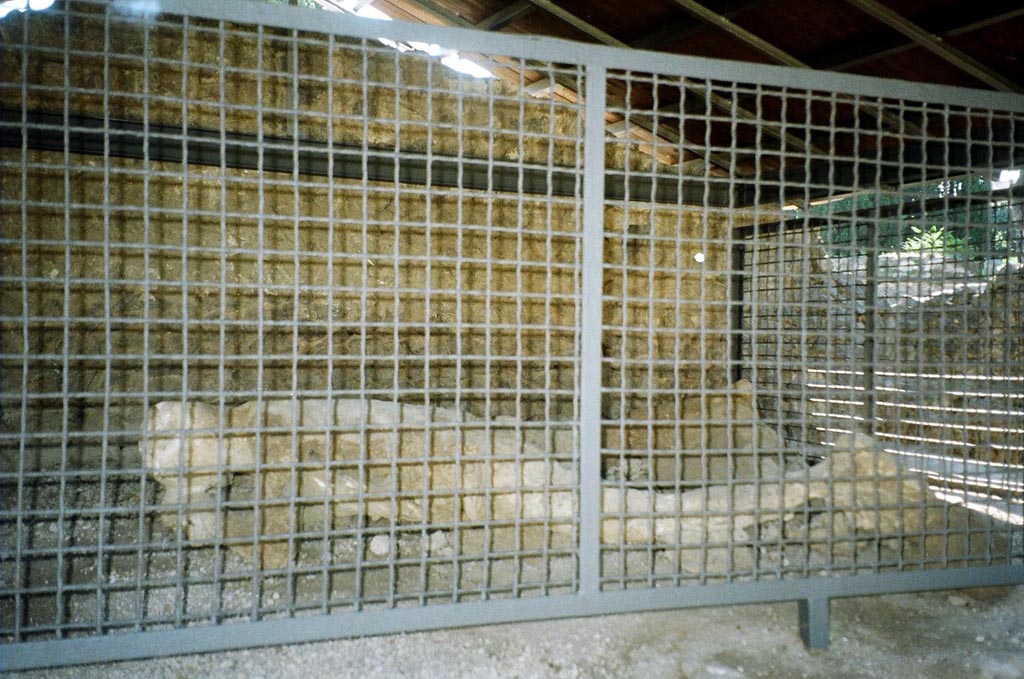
[309,0,1024,199]
[359,0,1024,93]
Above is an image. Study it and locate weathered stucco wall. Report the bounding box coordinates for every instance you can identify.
[1,9,734,472]
[3,9,584,166]
[0,154,586,469]
[1,154,733,471]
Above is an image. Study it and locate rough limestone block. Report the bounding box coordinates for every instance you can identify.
[677,546,755,576]
[141,398,577,567]
[651,379,786,483]
[794,434,1008,563]
[599,473,825,547]
[144,404,1003,571]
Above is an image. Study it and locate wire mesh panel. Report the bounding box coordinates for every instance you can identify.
[599,73,797,587]
[1,0,1022,669]
[599,71,1023,588]
[1,0,583,645]
[737,101,1024,574]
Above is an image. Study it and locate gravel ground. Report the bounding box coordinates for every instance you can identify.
[11,585,1023,679]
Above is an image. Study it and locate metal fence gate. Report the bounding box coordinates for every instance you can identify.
[1,0,1022,669]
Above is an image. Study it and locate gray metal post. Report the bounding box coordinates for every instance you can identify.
[798,597,831,650]
[578,62,608,596]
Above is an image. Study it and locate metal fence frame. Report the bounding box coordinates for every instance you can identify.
[2,0,1022,669]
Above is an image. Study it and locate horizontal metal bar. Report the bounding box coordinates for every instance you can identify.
[5,565,1021,671]
[735,182,1024,238]
[737,125,1024,207]
[0,109,579,198]
[0,109,729,206]
[146,0,1024,113]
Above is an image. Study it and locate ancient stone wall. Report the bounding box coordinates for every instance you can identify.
[747,229,1024,463]
[1,10,734,472]
[873,257,1024,462]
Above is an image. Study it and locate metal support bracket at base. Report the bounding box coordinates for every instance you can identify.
[798,598,831,650]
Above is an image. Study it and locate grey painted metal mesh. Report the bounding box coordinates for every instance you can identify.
[0,0,1021,669]
[1,0,583,644]
[600,71,1022,587]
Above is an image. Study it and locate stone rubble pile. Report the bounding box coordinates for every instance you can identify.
[142,400,1005,571]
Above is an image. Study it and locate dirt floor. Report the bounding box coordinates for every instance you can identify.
[11,584,1023,679]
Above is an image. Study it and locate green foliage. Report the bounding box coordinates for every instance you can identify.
[804,174,1014,259]
[993,230,1009,251]
[901,225,965,254]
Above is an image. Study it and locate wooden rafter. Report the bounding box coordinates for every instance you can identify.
[844,0,1023,93]
[524,0,825,160]
[810,4,1024,72]
[526,0,628,47]
[375,0,699,168]
[630,0,773,50]
[666,0,804,67]
[387,0,473,27]
[474,1,536,30]
[665,0,922,137]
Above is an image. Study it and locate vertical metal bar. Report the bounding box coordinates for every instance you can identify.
[723,81,740,579]
[14,8,30,643]
[730,242,746,385]
[798,597,831,649]
[862,222,878,436]
[213,17,229,624]
[252,20,268,615]
[644,77,660,587]
[698,79,715,583]
[413,50,431,605]
[865,96,886,572]
[670,78,688,585]
[513,58,527,599]
[134,10,154,628]
[386,42,403,607]
[354,34,371,610]
[320,30,337,615]
[614,74,631,585]
[98,5,113,633]
[287,25,302,601]
[56,4,72,638]
[578,63,608,596]
[176,13,193,628]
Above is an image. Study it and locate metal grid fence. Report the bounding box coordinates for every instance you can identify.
[1,0,1022,669]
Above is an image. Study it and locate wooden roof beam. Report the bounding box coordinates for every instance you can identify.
[630,0,773,50]
[665,0,805,67]
[810,3,1024,72]
[369,0,691,167]
[524,0,821,168]
[526,0,628,47]
[844,0,1023,93]
[397,0,473,27]
[474,1,536,30]
[664,0,921,137]
[397,1,706,167]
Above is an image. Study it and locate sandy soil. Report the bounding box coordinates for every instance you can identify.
[12,585,1023,679]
